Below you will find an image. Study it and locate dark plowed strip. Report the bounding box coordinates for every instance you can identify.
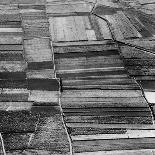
[63,107,150,112]
[125,59,155,66]
[0,21,21,26]
[53,44,117,53]
[63,85,140,90]
[0,53,24,61]
[0,80,27,88]
[28,79,59,91]
[54,50,120,59]
[139,80,155,90]
[0,25,21,28]
[0,72,26,80]
[64,111,151,117]
[19,5,46,10]
[28,61,54,70]
[69,127,127,135]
